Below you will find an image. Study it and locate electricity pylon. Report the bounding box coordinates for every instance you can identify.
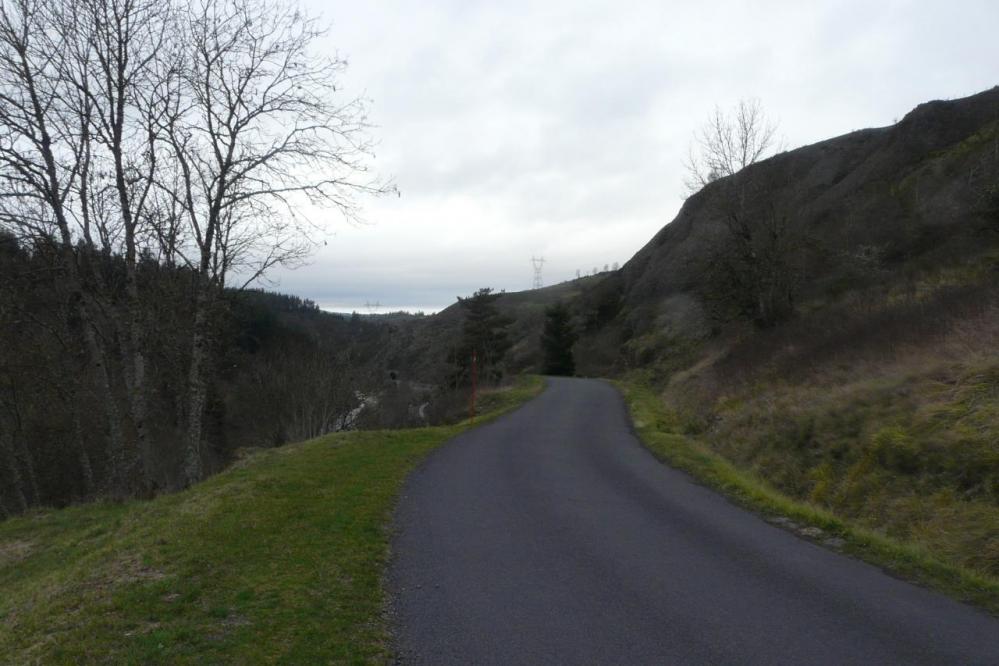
[531,256,546,289]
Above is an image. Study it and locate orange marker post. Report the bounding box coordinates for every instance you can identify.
[469,349,478,422]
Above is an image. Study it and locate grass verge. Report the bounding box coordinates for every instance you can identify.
[617,380,999,615]
[0,376,544,665]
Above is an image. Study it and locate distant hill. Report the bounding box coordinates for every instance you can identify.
[617,86,999,341]
[409,87,999,377]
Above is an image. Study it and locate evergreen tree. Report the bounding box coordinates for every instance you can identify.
[541,302,577,376]
[453,288,513,384]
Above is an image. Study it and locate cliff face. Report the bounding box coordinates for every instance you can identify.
[617,86,999,340]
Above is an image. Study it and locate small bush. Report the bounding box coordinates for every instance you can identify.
[808,462,836,504]
[872,426,922,474]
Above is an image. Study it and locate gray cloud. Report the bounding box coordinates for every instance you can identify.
[266,0,999,312]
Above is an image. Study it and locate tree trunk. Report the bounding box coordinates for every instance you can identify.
[13,433,40,507]
[115,125,151,496]
[77,255,147,496]
[119,267,150,494]
[77,243,148,496]
[15,25,137,501]
[0,437,28,514]
[74,291,130,497]
[5,381,39,506]
[183,284,214,487]
[71,404,96,499]
[74,236,141,498]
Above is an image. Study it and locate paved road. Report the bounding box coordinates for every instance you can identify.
[389,377,999,664]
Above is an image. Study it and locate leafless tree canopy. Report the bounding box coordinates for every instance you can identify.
[1,0,388,280]
[696,160,820,330]
[682,101,810,328]
[0,0,390,501]
[161,0,391,287]
[684,98,780,196]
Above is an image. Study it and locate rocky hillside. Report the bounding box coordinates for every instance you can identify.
[402,88,998,380]
[617,86,999,343]
[584,86,999,581]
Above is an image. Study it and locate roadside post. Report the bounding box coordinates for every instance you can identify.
[469,350,478,422]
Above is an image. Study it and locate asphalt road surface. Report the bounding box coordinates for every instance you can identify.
[389,377,999,664]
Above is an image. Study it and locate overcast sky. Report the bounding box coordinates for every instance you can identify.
[266,0,999,313]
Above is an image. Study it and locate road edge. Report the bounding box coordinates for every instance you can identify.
[382,374,548,662]
[614,379,999,617]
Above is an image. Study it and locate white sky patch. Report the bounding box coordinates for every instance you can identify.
[264,0,999,312]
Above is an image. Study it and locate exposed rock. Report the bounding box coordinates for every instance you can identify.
[767,516,798,529]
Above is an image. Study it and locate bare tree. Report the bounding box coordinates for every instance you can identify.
[1,0,389,497]
[682,100,805,327]
[684,98,780,196]
[703,172,813,328]
[46,0,175,492]
[278,347,355,442]
[1,0,184,496]
[62,0,173,475]
[158,0,392,485]
[0,0,146,495]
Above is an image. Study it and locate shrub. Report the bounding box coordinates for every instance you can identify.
[872,426,922,474]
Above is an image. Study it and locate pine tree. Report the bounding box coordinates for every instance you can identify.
[452,288,513,384]
[541,302,577,376]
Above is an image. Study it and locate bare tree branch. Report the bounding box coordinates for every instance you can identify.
[683,98,781,197]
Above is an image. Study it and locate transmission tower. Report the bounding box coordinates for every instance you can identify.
[530,255,546,290]
[364,300,381,315]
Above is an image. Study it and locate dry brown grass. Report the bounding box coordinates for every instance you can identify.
[0,539,32,567]
[656,261,999,579]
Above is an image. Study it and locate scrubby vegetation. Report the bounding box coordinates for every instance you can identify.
[619,380,999,614]
[625,250,999,599]
[540,302,578,376]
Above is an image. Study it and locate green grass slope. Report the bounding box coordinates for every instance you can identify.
[612,251,999,612]
[0,377,543,665]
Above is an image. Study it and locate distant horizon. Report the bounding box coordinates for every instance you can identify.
[309,271,610,315]
[320,304,442,316]
[273,258,617,316]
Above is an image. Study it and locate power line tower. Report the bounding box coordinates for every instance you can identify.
[530,255,546,290]
[364,300,381,315]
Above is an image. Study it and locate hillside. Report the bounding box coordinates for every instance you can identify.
[405,87,999,591]
[407,90,999,381]
[436,88,999,373]
[618,87,999,338]
[0,379,542,664]
[0,276,408,515]
[4,85,998,650]
[606,89,999,582]
[393,274,610,378]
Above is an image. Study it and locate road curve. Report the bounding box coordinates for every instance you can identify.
[389,377,999,664]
